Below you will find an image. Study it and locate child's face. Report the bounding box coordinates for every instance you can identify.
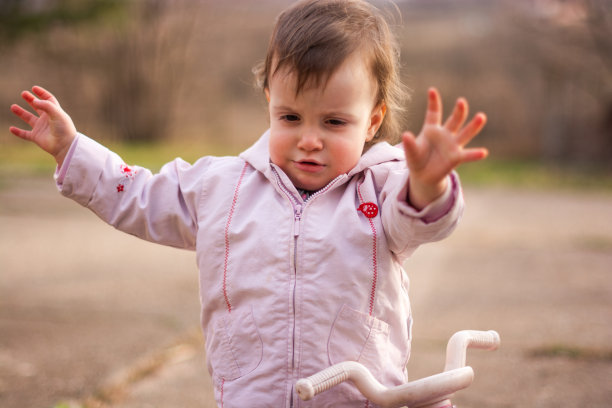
[267,53,385,191]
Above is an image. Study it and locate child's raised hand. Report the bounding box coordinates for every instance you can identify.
[10,86,77,167]
[402,87,488,209]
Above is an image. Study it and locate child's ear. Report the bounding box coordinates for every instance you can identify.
[366,102,386,141]
[265,88,270,103]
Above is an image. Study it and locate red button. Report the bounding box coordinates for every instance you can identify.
[358,202,378,218]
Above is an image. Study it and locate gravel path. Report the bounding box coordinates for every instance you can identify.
[1,177,610,407]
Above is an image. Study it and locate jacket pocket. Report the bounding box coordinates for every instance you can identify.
[207,308,263,381]
[327,304,390,379]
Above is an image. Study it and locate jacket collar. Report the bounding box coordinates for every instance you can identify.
[239,129,405,183]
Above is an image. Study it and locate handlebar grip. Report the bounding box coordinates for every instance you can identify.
[296,362,355,401]
[444,330,500,371]
[467,330,501,350]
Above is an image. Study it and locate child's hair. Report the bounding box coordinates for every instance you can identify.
[254,0,408,146]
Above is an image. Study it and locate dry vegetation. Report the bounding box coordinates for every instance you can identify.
[1,0,611,165]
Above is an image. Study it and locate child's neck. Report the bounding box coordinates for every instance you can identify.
[297,187,317,202]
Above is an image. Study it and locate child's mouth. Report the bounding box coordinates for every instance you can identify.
[295,160,324,172]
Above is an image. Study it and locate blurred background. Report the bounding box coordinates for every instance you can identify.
[1,0,611,175]
[0,1,611,407]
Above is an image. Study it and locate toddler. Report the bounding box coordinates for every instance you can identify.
[9,0,487,407]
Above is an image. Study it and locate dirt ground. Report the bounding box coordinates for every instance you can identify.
[1,176,611,408]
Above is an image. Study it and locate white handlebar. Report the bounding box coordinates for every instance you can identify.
[296,330,500,408]
[444,330,500,371]
[296,363,474,408]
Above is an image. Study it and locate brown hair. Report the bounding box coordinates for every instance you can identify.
[254,0,408,146]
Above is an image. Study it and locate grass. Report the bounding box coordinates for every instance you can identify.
[528,344,612,362]
[457,158,612,192]
[0,139,239,176]
[2,139,612,192]
[575,235,612,253]
[105,140,240,172]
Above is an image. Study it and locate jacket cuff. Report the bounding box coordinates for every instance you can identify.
[398,172,460,224]
[54,134,80,186]
[55,133,110,207]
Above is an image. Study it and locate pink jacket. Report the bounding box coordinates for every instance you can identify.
[57,131,463,407]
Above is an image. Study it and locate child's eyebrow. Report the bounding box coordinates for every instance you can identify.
[269,104,297,112]
[271,104,357,120]
[323,114,356,123]
[320,109,358,120]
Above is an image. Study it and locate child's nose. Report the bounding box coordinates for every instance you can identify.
[297,129,323,151]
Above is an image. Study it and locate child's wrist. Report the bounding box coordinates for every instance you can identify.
[54,135,76,168]
[407,177,448,210]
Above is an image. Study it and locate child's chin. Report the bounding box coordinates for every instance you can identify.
[295,179,326,192]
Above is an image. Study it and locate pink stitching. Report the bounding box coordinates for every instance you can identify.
[220,377,225,408]
[367,217,378,316]
[357,182,378,316]
[223,163,248,313]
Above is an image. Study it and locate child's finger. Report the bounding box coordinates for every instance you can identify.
[32,85,59,104]
[9,125,32,141]
[444,97,468,133]
[456,113,487,146]
[21,90,45,115]
[424,87,442,126]
[401,131,421,167]
[26,96,60,120]
[460,147,489,164]
[10,104,38,128]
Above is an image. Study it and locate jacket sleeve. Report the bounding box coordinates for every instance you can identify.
[55,134,209,250]
[380,168,464,261]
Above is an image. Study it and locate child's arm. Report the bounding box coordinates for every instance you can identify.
[10,86,201,250]
[402,87,487,210]
[9,86,77,168]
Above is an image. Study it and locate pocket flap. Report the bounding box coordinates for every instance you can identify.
[207,308,263,381]
[328,304,390,368]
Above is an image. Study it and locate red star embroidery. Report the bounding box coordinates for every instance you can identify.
[117,184,125,192]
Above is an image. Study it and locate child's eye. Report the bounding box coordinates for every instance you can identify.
[281,114,300,122]
[326,118,346,127]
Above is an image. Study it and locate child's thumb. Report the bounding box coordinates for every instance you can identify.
[402,131,420,165]
[32,98,60,118]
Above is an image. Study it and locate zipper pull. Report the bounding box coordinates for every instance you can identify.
[294,205,302,237]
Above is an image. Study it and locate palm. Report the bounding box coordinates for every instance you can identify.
[10,86,76,162]
[403,88,487,186]
[28,110,53,150]
[409,123,466,185]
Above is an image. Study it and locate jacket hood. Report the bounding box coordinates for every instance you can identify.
[239,129,406,183]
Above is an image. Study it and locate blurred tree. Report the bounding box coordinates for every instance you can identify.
[1,0,197,143]
[0,0,124,42]
[586,0,612,73]
[501,0,612,163]
[96,0,199,142]
[586,0,612,156]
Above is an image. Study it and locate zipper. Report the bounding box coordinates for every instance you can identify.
[270,167,301,407]
[270,167,346,407]
[292,203,302,372]
[294,205,302,238]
